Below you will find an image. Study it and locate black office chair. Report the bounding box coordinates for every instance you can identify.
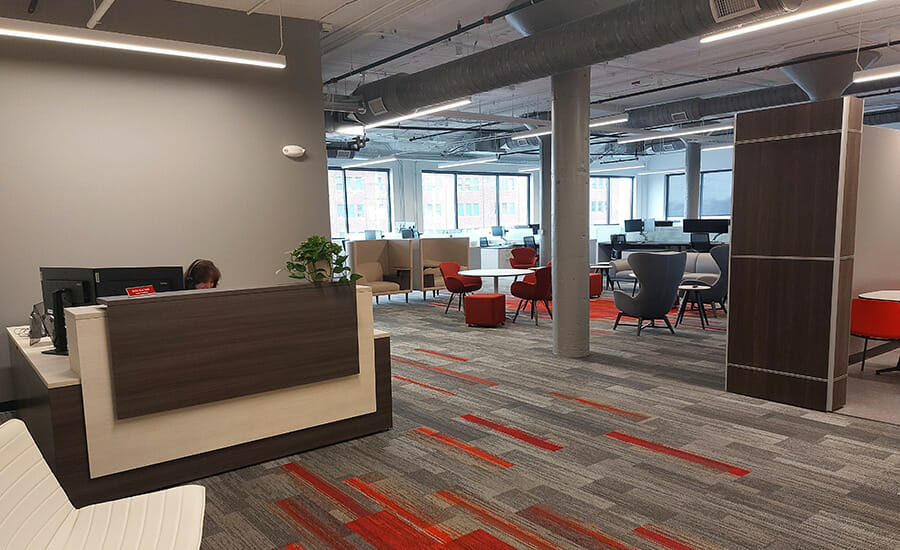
[611,234,627,260]
[479,237,489,248]
[523,235,539,257]
[690,232,712,253]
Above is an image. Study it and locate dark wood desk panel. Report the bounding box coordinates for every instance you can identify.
[101,283,359,419]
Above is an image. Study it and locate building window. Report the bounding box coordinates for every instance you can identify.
[498,175,529,227]
[588,176,634,225]
[327,168,392,236]
[666,174,687,221]
[421,171,532,231]
[701,170,732,218]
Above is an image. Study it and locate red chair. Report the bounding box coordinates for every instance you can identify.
[509,247,537,269]
[511,266,552,325]
[439,262,482,314]
[851,297,900,374]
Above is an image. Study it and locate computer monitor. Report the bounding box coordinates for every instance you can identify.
[492,226,505,237]
[400,228,415,239]
[624,219,643,232]
[364,230,381,240]
[655,220,674,227]
[682,219,730,234]
[643,218,655,233]
[529,224,540,234]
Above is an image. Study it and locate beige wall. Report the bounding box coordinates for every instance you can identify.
[0,2,328,401]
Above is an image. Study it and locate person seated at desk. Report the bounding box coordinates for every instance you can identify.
[185,259,221,289]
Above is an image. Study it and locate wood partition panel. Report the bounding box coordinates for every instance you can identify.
[726,97,863,411]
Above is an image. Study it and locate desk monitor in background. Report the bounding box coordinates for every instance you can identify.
[529,223,540,234]
[364,230,382,240]
[682,219,730,234]
[492,226,505,237]
[624,219,644,233]
[655,220,674,227]
[400,229,415,239]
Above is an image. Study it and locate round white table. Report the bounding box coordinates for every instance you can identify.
[459,268,534,294]
[859,290,900,302]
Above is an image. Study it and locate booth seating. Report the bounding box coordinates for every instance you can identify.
[349,239,413,303]
[851,297,900,374]
[0,419,205,550]
[413,237,470,299]
[465,294,506,327]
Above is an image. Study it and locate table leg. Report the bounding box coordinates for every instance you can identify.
[676,292,689,327]
[696,290,708,329]
[493,277,499,294]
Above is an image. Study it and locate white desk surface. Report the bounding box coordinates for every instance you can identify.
[859,290,900,302]
[6,326,80,388]
[459,268,533,277]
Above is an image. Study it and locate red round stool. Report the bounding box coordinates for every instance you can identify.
[465,294,506,327]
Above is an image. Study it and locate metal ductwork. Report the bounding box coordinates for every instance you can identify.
[354,0,802,124]
[505,0,632,36]
[781,51,881,100]
[864,108,900,126]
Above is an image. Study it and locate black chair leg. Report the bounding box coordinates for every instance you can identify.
[543,300,552,319]
[861,337,868,371]
[636,317,644,336]
[663,316,675,335]
[458,293,464,311]
[613,312,623,330]
[444,294,454,314]
[405,293,409,303]
[875,354,900,375]
[513,300,525,322]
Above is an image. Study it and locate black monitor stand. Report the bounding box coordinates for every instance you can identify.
[43,289,71,356]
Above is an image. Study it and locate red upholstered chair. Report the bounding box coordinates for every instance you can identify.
[511,266,552,325]
[439,262,482,314]
[509,247,538,269]
[851,298,900,374]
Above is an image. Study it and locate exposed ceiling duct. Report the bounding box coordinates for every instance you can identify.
[781,50,881,100]
[353,0,803,124]
[504,0,632,36]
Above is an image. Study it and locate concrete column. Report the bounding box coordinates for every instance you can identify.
[539,135,552,266]
[551,67,591,358]
[685,142,701,219]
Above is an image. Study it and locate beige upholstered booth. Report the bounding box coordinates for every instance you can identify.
[348,239,413,302]
[413,237,471,299]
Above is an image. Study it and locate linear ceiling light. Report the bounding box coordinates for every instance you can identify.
[512,128,552,140]
[0,16,286,69]
[344,157,397,169]
[438,158,499,169]
[617,123,734,145]
[637,169,686,176]
[364,98,472,130]
[853,63,900,84]
[700,0,880,44]
[589,114,629,128]
[590,164,645,173]
[703,145,735,152]
[519,167,541,173]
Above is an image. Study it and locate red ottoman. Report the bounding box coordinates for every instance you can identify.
[465,293,506,327]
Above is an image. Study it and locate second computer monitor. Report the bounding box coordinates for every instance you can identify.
[624,219,644,233]
[492,226,505,237]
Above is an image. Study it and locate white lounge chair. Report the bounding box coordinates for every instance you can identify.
[0,418,205,549]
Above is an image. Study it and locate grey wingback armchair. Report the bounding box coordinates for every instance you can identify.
[683,244,729,316]
[613,252,686,336]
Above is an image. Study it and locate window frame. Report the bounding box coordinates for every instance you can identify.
[421,170,532,231]
[588,175,635,225]
[327,166,393,235]
[699,169,733,219]
[665,170,733,220]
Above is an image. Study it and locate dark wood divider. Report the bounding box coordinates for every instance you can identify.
[100,283,359,419]
[726,97,863,411]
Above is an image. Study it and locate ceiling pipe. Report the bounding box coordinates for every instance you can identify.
[86,0,116,29]
[781,50,880,100]
[354,0,802,125]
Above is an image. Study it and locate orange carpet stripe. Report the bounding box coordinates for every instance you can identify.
[393,375,457,395]
[591,330,615,335]
[392,357,498,386]
[414,348,468,361]
[279,544,307,550]
[282,463,371,518]
[435,529,518,549]
[415,427,513,468]
[436,490,562,550]
[522,505,635,550]
[274,499,357,550]
[347,510,441,549]
[461,414,563,451]
[344,477,457,543]
[633,526,697,550]
[391,356,430,369]
[548,392,650,421]
[606,431,750,476]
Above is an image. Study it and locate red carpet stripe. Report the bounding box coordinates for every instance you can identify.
[591,330,614,335]
[437,529,518,549]
[347,510,441,549]
[460,414,563,451]
[414,348,468,361]
[606,431,750,476]
[282,463,372,518]
[633,526,697,550]
[436,490,562,550]
[344,477,457,543]
[393,375,457,396]
[520,505,635,550]
[549,392,650,421]
[279,544,307,550]
[392,357,499,386]
[274,499,357,550]
[678,322,727,332]
[415,427,514,468]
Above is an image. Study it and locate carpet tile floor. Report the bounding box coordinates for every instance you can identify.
[192,289,899,549]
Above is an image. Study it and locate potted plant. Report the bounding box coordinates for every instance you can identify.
[278,235,361,284]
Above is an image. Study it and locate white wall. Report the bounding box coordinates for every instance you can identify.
[0,3,328,402]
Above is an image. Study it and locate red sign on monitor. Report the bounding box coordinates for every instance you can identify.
[126,286,156,296]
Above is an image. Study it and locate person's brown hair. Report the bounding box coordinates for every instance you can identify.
[185,259,221,289]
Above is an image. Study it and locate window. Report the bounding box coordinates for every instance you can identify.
[421,171,532,231]
[327,168,392,236]
[588,176,634,225]
[498,175,529,226]
[701,170,732,218]
[423,172,456,231]
[666,174,687,221]
[456,174,497,230]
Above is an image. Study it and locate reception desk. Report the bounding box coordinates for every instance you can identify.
[8,283,391,506]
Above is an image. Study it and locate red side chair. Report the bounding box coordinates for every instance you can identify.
[509,247,538,269]
[522,261,550,284]
[439,262,482,314]
[851,297,900,374]
[511,266,552,325]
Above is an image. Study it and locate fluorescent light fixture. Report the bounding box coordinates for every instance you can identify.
[589,114,629,128]
[637,169,686,176]
[590,164,645,173]
[364,98,472,130]
[438,158,499,169]
[512,128,552,140]
[700,0,879,44]
[334,125,366,136]
[519,167,542,173]
[853,63,900,84]
[703,145,734,152]
[617,123,734,145]
[0,16,286,69]
[344,157,397,169]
